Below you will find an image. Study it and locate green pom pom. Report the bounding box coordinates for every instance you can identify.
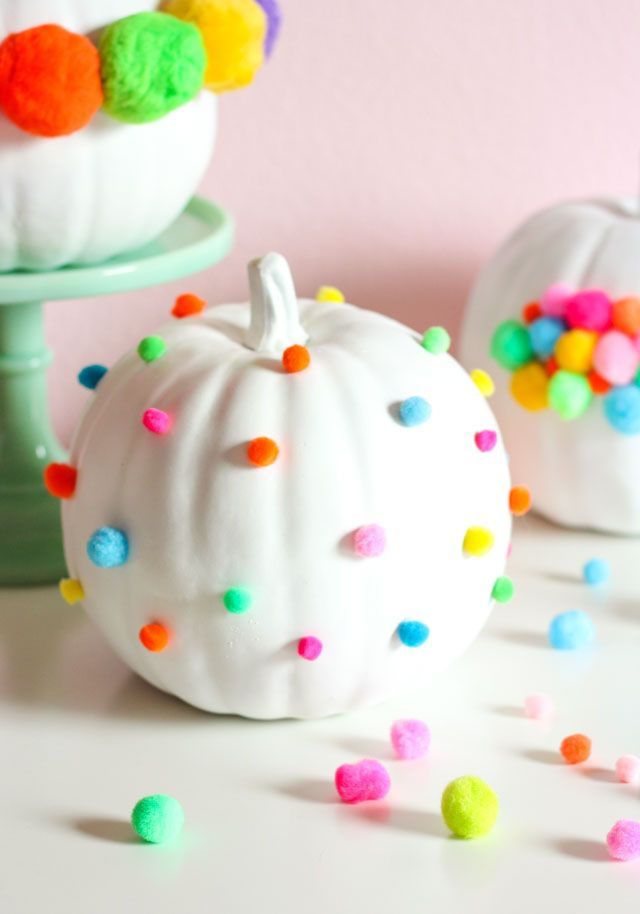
[548,370,592,420]
[101,12,206,124]
[490,320,533,370]
[441,775,499,839]
[223,587,252,614]
[131,794,184,844]
[138,335,167,363]
[492,576,514,603]
[421,326,451,355]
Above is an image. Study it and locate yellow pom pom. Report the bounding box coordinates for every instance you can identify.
[463,527,495,557]
[554,329,597,374]
[511,362,549,411]
[470,369,495,397]
[163,0,266,92]
[316,286,345,303]
[59,578,84,605]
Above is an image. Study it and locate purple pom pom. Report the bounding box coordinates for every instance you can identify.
[255,0,282,57]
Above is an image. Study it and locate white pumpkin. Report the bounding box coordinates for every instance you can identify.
[460,196,640,534]
[61,254,512,719]
[0,0,216,271]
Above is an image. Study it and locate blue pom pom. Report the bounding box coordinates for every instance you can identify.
[78,364,108,390]
[398,396,432,427]
[397,620,430,647]
[604,385,640,435]
[87,527,129,568]
[548,609,595,650]
[583,558,611,587]
[528,317,565,359]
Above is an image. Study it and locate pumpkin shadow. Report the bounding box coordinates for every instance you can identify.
[71,816,137,844]
[278,779,334,804]
[553,838,610,862]
[520,748,562,765]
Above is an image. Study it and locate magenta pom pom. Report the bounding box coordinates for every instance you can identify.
[524,693,554,720]
[615,755,640,784]
[541,283,572,318]
[142,408,172,436]
[353,524,386,557]
[390,719,431,760]
[298,636,323,661]
[593,331,639,385]
[607,820,640,861]
[335,759,391,803]
[565,289,612,332]
[475,429,497,452]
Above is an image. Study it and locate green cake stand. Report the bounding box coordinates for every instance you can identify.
[0,197,234,587]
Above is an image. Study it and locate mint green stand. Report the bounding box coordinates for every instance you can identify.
[0,197,233,587]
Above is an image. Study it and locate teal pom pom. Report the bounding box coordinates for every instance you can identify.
[549,609,595,650]
[604,385,640,435]
[397,620,429,647]
[398,396,431,427]
[583,558,610,587]
[223,588,252,614]
[490,320,534,370]
[131,795,184,844]
[87,527,129,568]
[78,364,108,390]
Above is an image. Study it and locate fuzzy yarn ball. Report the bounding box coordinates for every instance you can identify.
[353,524,386,558]
[335,759,390,803]
[390,719,431,760]
[474,429,497,452]
[564,289,612,332]
[223,587,252,614]
[540,283,572,318]
[548,609,595,650]
[131,795,184,844]
[59,578,84,605]
[421,326,451,355]
[78,364,108,390]
[282,344,311,373]
[490,320,534,370]
[441,776,499,839]
[463,526,494,557]
[297,636,323,661]
[583,558,610,587]
[509,486,531,516]
[528,316,565,359]
[87,527,129,568]
[607,820,640,861]
[142,408,172,436]
[548,371,592,420]
[554,329,597,374]
[44,463,77,500]
[604,385,640,435]
[615,755,640,785]
[492,576,514,603]
[247,436,279,466]
[138,336,167,363]
[139,622,170,652]
[510,362,549,411]
[172,293,206,318]
[560,733,592,764]
[524,693,554,720]
[470,369,495,397]
[612,298,640,336]
[398,396,431,427]
[593,330,639,386]
[397,620,430,647]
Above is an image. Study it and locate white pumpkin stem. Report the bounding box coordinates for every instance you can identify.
[245,253,308,353]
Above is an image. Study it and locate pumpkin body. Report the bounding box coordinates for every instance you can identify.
[0,0,216,271]
[460,197,640,534]
[62,255,511,719]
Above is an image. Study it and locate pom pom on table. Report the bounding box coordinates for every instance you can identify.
[524,693,554,720]
[564,289,612,332]
[0,25,103,137]
[247,436,279,467]
[463,527,494,557]
[560,733,592,764]
[100,12,206,124]
[353,524,386,558]
[541,283,572,318]
[474,429,497,452]
[78,364,108,390]
[548,609,595,650]
[390,719,431,760]
[87,527,129,568]
[510,362,549,411]
[492,576,514,603]
[59,578,84,605]
[139,622,170,652]
[509,485,531,516]
[398,396,431,427]
[131,794,184,844]
[138,336,167,363]
[607,820,640,861]
[316,286,345,303]
[554,329,597,374]
[254,0,282,56]
[490,320,533,370]
[612,297,640,336]
[583,558,610,587]
[172,293,206,318]
[441,776,499,838]
[282,345,311,373]
[615,755,640,785]
[397,620,430,647]
[223,587,252,614]
[548,371,592,420]
[593,330,638,386]
[470,369,495,397]
[43,463,77,499]
[297,636,323,661]
[604,384,640,435]
[335,759,390,803]
[142,408,172,436]
[528,316,565,359]
[421,326,451,355]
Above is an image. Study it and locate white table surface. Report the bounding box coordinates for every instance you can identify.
[2,515,640,913]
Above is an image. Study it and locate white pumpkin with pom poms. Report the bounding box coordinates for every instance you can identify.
[56,254,513,719]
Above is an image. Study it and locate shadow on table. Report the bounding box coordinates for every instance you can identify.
[553,837,610,862]
[71,816,138,844]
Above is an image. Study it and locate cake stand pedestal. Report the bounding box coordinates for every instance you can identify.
[0,197,233,587]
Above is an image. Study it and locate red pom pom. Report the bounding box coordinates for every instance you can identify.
[545,356,559,377]
[0,25,103,137]
[522,302,542,324]
[247,436,279,467]
[139,623,170,653]
[282,344,311,373]
[43,463,77,499]
[172,293,206,319]
[588,370,611,395]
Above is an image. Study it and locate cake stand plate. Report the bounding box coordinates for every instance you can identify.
[0,197,234,587]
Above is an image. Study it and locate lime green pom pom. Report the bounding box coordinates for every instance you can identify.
[441,775,499,838]
[421,326,451,355]
[492,576,515,603]
[138,336,167,363]
[490,320,533,371]
[223,587,252,614]
[101,12,206,124]
[548,370,592,420]
[131,794,184,844]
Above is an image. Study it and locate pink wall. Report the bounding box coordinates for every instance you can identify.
[49,0,640,444]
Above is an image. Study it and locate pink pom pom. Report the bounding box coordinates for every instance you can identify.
[565,289,612,332]
[335,759,391,803]
[353,524,386,557]
[593,330,639,385]
[475,429,497,452]
[524,693,554,720]
[298,636,323,661]
[607,820,640,861]
[615,755,640,784]
[541,283,573,318]
[390,719,431,760]
[142,408,172,436]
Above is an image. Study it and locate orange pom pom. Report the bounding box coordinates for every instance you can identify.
[560,733,592,765]
[522,302,542,324]
[588,370,611,395]
[612,297,640,336]
[172,293,206,319]
[545,356,559,377]
[0,25,103,137]
[44,463,77,499]
[282,345,311,373]
[247,436,279,467]
[139,623,170,653]
[509,485,531,516]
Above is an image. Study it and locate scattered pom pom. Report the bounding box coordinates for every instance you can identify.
[254,0,282,56]
[615,755,640,785]
[421,326,451,355]
[554,329,597,374]
[390,719,431,760]
[541,283,572,318]
[43,463,77,499]
[282,345,311,373]
[509,485,531,516]
[612,297,640,336]
[0,25,103,137]
[139,622,170,652]
[59,578,84,605]
[510,362,549,411]
[470,369,495,397]
[475,429,497,452]
[441,776,499,839]
[316,286,345,303]
[588,370,611,395]
[522,302,542,324]
[335,759,390,803]
[297,636,322,661]
[527,316,565,360]
[548,371,592,420]
[593,330,639,385]
[101,12,206,124]
[524,693,554,720]
[607,820,640,861]
[565,289,612,332]
[545,356,559,377]
[87,527,129,568]
[353,524,386,558]
[492,576,514,603]
[247,436,279,466]
[490,320,533,370]
[583,558,610,587]
[172,293,206,318]
[398,396,431,427]
[560,733,592,764]
[463,527,494,557]
[397,620,430,647]
[142,408,172,436]
[604,384,640,435]
[131,795,184,844]
[223,587,252,614]
[78,364,108,390]
[548,609,595,650]
[138,336,167,363]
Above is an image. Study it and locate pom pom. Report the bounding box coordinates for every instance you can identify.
[528,317,565,359]
[254,0,282,56]
[470,369,495,397]
[564,289,612,332]
[509,485,531,516]
[397,620,430,647]
[142,408,172,436]
[101,12,206,124]
[522,302,542,324]
[545,356,559,377]
[510,362,549,411]
[474,429,497,452]
[335,759,390,803]
[463,526,494,557]
[172,293,206,318]
[583,558,610,587]
[490,320,533,370]
[131,795,184,844]
[138,336,167,363]
[282,345,311,373]
[398,396,431,427]
[492,576,514,603]
[353,524,386,557]
[0,25,103,137]
[297,636,323,661]
[524,693,554,720]
[548,371,592,420]
[43,463,77,499]
[223,587,252,614]
[560,733,592,764]
[607,820,640,861]
[421,326,451,355]
[59,578,84,605]
[593,330,639,385]
[316,286,345,303]
[78,364,108,390]
[541,283,572,318]
[604,384,640,435]
[390,719,431,760]
[163,0,266,92]
[247,436,279,466]
[615,755,640,785]
[549,609,595,650]
[554,329,597,373]
[441,776,499,839]
[87,527,129,568]
[588,370,611,395]
[139,622,170,652]
[612,297,640,336]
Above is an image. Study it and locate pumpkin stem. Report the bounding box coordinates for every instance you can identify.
[246,253,308,353]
